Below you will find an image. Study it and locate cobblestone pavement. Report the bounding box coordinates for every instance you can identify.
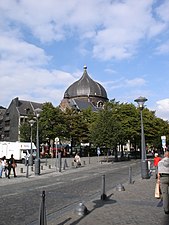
[0,156,100,186]
[53,174,168,225]
[0,157,168,225]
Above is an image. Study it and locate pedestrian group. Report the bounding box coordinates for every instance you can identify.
[0,154,17,179]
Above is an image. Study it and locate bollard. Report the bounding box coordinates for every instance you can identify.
[41,165,43,170]
[75,202,88,216]
[116,184,125,191]
[72,162,74,167]
[45,158,47,166]
[58,152,62,172]
[129,166,132,184]
[83,161,86,166]
[20,168,24,173]
[48,165,51,169]
[39,190,47,225]
[26,163,29,178]
[88,153,90,164]
[101,174,107,200]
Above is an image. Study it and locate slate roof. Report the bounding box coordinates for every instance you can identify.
[64,66,108,100]
[69,99,99,112]
[9,97,43,116]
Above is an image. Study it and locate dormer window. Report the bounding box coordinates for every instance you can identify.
[25,108,30,114]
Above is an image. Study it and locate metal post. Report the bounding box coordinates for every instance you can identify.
[129,166,132,184]
[29,120,35,171]
[88,153,90,164]
[101,174,107,200]
[30,126,33,171]
[34,108,42,176]
[35,116,40,175]
[140,110,149,179]
[55,137,59,170]
[58,152,62,172]
[134,96,149,180]
[39,190,47,225]
[26,159,29,178]
[55,143,58,170]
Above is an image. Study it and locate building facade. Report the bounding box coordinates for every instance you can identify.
[0,106,6,141]
[1,97,43,142]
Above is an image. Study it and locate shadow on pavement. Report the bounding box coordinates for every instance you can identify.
[69,193,116,225]
[57,217,72,225]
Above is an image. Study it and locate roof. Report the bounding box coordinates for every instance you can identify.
[11,97,43,116]
[69,99,99,112]
[64,66,108,100]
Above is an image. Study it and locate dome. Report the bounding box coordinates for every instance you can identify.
[64,66,108,100]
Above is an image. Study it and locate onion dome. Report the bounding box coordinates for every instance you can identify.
[64,66,108,100]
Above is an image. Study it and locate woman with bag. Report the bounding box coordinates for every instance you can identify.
[157,151,169,214]
[7,154,17,179]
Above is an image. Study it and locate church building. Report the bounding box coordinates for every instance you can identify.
[60,66,109,112]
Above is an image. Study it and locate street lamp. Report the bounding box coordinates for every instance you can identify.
[29,119,35,171]
[134,96,149,179]
[34,108,43,175]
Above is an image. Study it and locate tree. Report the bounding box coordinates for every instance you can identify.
[40,102,67,142]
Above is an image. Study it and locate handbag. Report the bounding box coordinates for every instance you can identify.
[155,182,161,199]
[12,163,17,168]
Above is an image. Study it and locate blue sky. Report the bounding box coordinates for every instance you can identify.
[0,0,169,120]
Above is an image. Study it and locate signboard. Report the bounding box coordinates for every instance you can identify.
[161,136,166,149]
[97,147,100,156]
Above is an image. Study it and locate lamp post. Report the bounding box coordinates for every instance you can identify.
[34,108,42,175]
[134,96,149,179]
[29,119,35,171]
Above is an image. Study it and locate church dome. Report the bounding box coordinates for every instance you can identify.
[64,66,108,100]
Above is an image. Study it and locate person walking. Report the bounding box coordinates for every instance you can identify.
[157,151,169,214]
[0,159,3,178]
[154,153,161,178]
[2,156,8,178]
[7,154,17,179]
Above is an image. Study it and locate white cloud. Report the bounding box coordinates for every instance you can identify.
[0,64,76,108]
[155,0,169,23]
[0,36,50,66]
[104,77,146,90]
[155,40,169,54]
[152,98,169,121]
[155,99,169,121]
[1,0,168,60]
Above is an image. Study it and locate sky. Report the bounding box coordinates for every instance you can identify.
[0,0,169,120]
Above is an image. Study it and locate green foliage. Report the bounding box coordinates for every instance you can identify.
[20,100,169,151]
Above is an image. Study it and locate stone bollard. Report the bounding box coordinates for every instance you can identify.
[116,184,125,191]
[20,168,24,173]
[72,162,74,167]
[83,161,86,166]
[75,203,88,216]
[48,165,51,169]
